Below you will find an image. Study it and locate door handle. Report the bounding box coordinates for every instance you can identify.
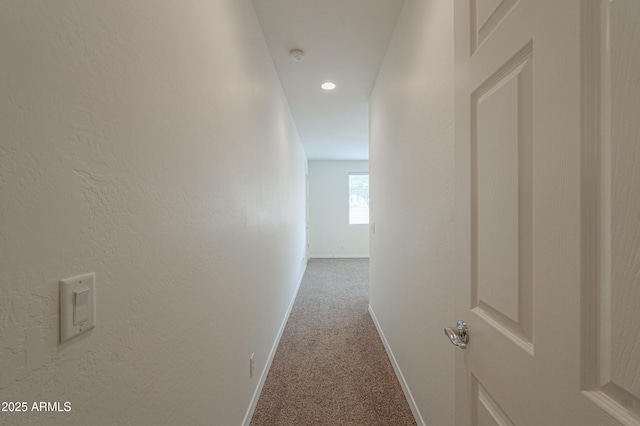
[444,320,468,349]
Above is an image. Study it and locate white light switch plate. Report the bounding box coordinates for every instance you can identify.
[60,272,96,343]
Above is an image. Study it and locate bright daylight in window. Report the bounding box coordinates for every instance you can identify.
[348,173,369,225]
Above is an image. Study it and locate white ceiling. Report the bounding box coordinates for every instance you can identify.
[252,0,405,160]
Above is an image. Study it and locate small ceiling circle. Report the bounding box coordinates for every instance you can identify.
[321,81,336,90]
[289,49,305,62]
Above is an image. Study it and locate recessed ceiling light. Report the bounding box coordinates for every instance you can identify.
[321,81,336,90]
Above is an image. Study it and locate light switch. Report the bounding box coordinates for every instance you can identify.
[73,288,90,325]
[60,273,95,343]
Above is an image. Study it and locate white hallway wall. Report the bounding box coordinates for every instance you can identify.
[0,1,307,425]
[369,1,456,425]
[308,161,369,258]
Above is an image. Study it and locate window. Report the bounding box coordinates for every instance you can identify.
[348,173,369,225]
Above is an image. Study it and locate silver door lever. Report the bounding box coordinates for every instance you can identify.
[444,320,468,349]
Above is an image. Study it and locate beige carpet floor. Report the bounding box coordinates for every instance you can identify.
[250,258,417,426]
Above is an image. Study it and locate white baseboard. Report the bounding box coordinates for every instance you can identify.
[368,304,425,426]
[310,254,369,259]
[242,262,307,426]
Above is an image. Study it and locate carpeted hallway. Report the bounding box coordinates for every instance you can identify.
[250,258,417,425]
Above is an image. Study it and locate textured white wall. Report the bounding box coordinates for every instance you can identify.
[0,1,307,425]
[308,161,369,258]
[369,1,456,425]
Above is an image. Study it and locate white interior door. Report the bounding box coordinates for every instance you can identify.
[453,1,640,425]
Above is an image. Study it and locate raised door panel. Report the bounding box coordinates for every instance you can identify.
[583,1,640,424]
[471,43,533,354]
[471,0,518,53]
[473,377,515,426]
[607,0,640,406]
[475,0,502,29]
